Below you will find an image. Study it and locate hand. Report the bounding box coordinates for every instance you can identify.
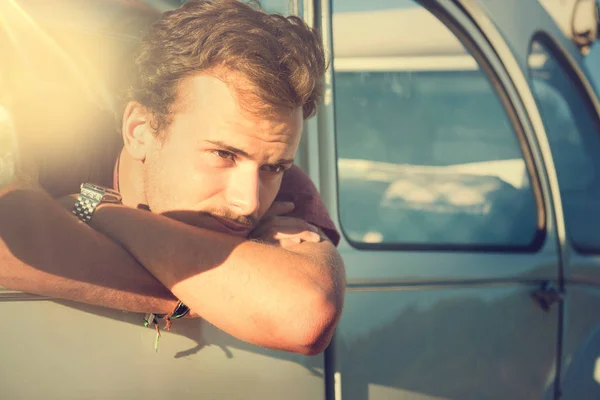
[249,201,323,248]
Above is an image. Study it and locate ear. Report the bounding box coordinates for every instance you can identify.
[121,101,154,161]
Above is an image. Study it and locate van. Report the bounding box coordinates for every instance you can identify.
[1,0,599,399]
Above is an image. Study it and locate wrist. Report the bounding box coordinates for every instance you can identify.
[88,202,122,231]
[72,183,122,224]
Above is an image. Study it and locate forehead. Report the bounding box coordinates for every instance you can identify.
[173,73,303,145]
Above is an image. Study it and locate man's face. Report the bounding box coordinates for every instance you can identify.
[138,73,303,237]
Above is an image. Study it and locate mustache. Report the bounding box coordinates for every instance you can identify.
[204,208,258,228]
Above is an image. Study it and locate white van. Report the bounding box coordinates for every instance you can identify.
[1,0,600,399]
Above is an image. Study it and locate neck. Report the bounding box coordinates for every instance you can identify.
[117,149,147,208]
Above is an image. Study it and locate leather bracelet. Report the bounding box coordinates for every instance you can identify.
[169,301,190,319]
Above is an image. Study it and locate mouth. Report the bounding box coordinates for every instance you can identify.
[208,215,253,237]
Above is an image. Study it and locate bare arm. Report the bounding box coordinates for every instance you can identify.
[90,203,346,355]
[0,186,179,314]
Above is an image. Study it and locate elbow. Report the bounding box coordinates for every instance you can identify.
[289,287,344,356]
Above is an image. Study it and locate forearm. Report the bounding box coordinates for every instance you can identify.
[91,204,345,354]
[0,187,178,314]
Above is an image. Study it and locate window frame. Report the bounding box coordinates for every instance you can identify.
[527,31,600,255]
[331,0,547,253]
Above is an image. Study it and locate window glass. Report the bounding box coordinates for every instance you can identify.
[333,0,539,247]
[529,38,600,252]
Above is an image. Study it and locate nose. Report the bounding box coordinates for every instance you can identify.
[226,167,260,217]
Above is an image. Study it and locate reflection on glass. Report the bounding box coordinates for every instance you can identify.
[529,39,600,252]
[257,0,293,14]
[332,0,538,247]
[333,0,417,13]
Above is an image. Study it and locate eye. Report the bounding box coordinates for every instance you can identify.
[213,150,235,161]
[261,164,286,174]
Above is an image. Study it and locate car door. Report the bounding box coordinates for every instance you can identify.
[0,1,327,399]
[468,1,600,398]
[528,36,600,400]
[516,5,600,400]
[313,0,563,398]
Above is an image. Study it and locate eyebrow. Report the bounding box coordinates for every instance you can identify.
[205,140,295,166]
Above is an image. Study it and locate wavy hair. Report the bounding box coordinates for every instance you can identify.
[128,0,327,133]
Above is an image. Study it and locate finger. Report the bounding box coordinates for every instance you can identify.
[273,230,321,243]
[264,216,313,232]
[262,201,295,219]
[280,237,302,248]
[305,232,323,243]
[251,215,300,238]
[298,231,322,243]
[252,216,318,240]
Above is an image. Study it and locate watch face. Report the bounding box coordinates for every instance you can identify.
[81,185,104,202]
[80,183,122,203]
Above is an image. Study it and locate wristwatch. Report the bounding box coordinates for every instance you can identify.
[72,183,122,223]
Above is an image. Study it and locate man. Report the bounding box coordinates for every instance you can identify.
[0,0,345,355]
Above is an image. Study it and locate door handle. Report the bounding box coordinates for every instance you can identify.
[532,281,564,312]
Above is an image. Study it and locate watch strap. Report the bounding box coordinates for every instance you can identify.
[72,183,122,223]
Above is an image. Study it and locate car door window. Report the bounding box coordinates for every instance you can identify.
[333,0,541,249]
[528,37,600,253]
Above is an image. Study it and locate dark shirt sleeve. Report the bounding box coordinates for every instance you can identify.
[276,165,341,247]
